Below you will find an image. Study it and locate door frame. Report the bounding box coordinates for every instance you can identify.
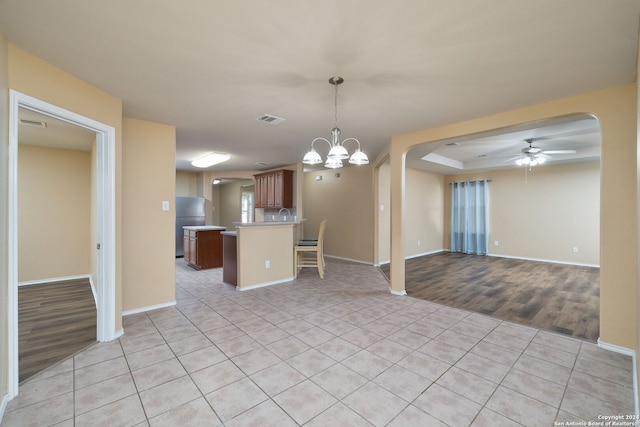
[7,90,117,398]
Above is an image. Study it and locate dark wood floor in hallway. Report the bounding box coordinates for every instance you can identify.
[380,252,599,341]
[19,278,96,382]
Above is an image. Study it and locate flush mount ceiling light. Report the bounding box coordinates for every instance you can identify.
[191,152,230,168]
[302,77,369,169]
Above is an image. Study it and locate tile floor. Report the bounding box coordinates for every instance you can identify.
[2,259,636,426]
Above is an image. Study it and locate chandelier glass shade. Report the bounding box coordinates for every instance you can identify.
[302,77,369,169]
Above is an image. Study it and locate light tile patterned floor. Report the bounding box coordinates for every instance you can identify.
[2,259,635,426]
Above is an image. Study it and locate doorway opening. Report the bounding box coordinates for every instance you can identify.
[7,90,117,398]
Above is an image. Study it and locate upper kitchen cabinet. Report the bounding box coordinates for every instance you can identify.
[254,169,293,208]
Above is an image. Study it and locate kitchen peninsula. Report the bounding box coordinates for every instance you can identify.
[183,225,226,270]
[223,220,303,290]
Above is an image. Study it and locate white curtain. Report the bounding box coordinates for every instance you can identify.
[450,180,489,255]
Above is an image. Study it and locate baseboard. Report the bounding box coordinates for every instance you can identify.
[18,274,93,287]
[487,253,599,268]
[0,392,8,425]
[325,254,372,265]
[597,339,638,418]
[407,249,446,260]
[88,275,97,305]
[122,301,177,317]
[238,277,294,291]
[376,249,445,267]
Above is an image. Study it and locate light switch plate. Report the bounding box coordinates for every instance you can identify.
[162,201,170,211]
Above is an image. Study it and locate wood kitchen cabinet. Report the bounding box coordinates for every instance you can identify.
[222,232,237,286]
[183,226,226,270]
[254,169,293,208]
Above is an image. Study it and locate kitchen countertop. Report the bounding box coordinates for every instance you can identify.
[183,225,227,231]
[221,231,237,236]
[233,219,305,227]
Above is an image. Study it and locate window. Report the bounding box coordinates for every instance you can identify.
[241,190,254,223]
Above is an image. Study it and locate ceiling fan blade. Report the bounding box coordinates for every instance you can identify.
[503,156,522,162]
[541,149,577,154]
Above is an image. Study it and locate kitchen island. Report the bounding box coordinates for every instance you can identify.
[225,220,303,290]
[183,225,226,270]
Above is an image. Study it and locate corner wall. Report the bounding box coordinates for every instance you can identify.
[122,117,176,311]
[303,164,375,263]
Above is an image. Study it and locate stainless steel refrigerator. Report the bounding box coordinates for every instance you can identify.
[175,197,206,257]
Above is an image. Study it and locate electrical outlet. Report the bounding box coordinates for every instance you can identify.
[265,260,270,268]
[494,241,499,246]
[417,240,421,246]
[161,201,170,211]
[572,246,579,253]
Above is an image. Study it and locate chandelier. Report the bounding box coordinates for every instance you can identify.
[302,77,369,169]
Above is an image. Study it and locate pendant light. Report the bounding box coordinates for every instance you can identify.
[302,77,369,169]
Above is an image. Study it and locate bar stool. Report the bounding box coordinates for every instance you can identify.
[294,220,326,278]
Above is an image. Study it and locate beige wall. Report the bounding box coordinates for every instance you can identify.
[635,28,640,410]
[218,180,252,230]
[8,44,124,331]
[404,167,445,258]
[303,164,375,263]
[0,25,9,409]
[236,225,294,288]
[377,163,391,264]
[443,161,600,265]
[18,145,92,281]
[389,84,637,349]
[176,171,198,197]
[377,163,445,264]
[122,117,176,311]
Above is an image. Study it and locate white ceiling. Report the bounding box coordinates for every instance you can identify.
[1,1,637,173]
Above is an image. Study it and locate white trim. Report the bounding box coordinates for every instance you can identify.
[18,274,92,287]
[389,288,407,296]
[238,277,294,291]
[324,254,372,265]
[122,301,177,317]
[487,252,599,268]
[89,275,97,305]
[7,90,117,400]
[597,338,638,418]
[377,249,446,266]
[0,393,8,424]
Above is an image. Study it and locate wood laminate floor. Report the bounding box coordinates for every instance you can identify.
[380,252,599,341]
[18,278,97,382]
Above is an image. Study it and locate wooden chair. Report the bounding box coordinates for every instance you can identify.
[294,220,326,279]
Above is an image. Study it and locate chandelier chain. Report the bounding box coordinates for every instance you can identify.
[334,80,339,128]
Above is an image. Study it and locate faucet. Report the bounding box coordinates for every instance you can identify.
[278,208,291,221]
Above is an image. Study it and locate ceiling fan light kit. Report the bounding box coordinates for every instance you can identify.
[303,77,369,169]
[513,138,575,169]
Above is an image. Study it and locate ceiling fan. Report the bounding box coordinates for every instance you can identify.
[509,138,577,167]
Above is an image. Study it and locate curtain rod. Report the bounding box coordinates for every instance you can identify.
[449,179,492,184]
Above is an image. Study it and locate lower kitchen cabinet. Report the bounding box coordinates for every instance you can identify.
[183,226,226,270]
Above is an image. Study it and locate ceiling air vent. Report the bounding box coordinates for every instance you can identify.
[20,118,47,128]
[256,114,285,125]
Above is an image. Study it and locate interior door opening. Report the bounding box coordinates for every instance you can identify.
[7,90,117,399]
